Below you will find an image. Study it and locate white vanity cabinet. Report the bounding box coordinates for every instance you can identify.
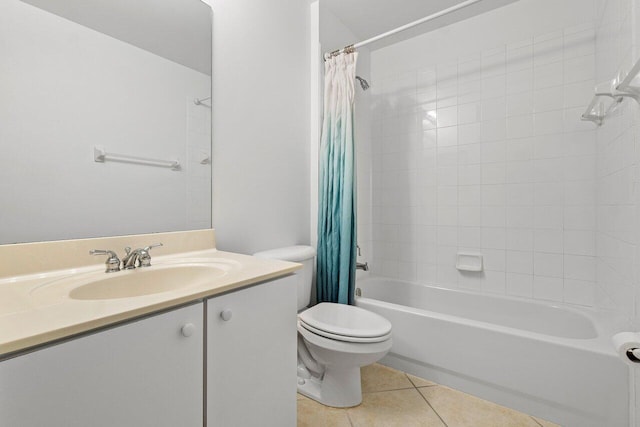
[206,275,298,427]
[0,303,204,427]
[0,275,298,427]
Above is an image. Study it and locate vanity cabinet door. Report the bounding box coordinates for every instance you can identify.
[0,303,203,427]
[207,275,297,427]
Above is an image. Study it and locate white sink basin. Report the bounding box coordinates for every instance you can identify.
[69,265,224,300]
[30,259,240,302]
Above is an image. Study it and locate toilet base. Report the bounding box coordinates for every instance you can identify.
[297,365,362,408]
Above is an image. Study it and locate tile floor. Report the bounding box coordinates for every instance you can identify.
[297,364,561,427]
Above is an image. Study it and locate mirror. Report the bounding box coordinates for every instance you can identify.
[0,0,212,245]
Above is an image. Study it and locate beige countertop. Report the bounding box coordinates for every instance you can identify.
[0,248,300,357]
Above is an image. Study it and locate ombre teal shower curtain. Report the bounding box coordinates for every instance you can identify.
[316,52,358,305]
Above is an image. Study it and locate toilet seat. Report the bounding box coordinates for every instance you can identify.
[298,303,392,343]
[299,320,392,343]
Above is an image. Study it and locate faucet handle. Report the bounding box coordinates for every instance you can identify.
[89,249,121,273]
[143,242,163,251]
[138,243,163,267]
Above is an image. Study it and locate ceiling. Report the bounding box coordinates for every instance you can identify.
[322,0,520,49]
[20,0,211,75]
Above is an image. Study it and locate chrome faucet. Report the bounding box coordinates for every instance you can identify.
[89,249,121,273]
[122,247,142,270]
[122,243,163,269]
[356,262,369,271]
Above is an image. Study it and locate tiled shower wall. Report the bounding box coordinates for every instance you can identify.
[368,0,599,306]
[595,0,640,327]
[593,1,640,423]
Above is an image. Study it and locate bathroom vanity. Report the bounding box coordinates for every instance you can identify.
[0,230,299,427]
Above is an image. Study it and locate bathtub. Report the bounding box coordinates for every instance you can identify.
[355,277,629,427]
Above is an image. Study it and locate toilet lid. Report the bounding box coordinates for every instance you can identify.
[298,303,392,339]
[299,320,392,343]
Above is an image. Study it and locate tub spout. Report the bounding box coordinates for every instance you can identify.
[356,262,369,271]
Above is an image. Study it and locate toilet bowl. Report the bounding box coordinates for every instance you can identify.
[254,246,393,408]
[297,302,392,407]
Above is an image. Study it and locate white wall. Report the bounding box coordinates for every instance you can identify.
[0,0,211,244]
[594,0,640,424]
[368,0,599,306]
[207,0,310,254]
[595,0,640,332]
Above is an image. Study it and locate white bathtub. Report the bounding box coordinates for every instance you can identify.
[355,277,629,427]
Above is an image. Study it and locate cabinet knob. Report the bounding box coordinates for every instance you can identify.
[220,309,233,321]
[181,323,196,337]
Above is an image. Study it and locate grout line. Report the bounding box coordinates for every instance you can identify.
[416,386,450,427]
[405,372,439,388]
[530,415,544,427]
[405,372,420,388]
[363,385,416,394]
[346,410,355,427]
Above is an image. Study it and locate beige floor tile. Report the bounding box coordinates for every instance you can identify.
[298,393,309,401]
[297,397,352,427]
[407,373,438,388]
[533,416,562,427]
[419,386,540,427]
[361,363,414,393]
[347,388,445,427]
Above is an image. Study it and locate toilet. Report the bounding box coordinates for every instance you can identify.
[254,245,392,408]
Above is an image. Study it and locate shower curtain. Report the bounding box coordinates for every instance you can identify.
[316,51,358,305]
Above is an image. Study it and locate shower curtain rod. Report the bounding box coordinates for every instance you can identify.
[325,0,484,59]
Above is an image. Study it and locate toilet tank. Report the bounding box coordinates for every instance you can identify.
[253,245,316,311]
